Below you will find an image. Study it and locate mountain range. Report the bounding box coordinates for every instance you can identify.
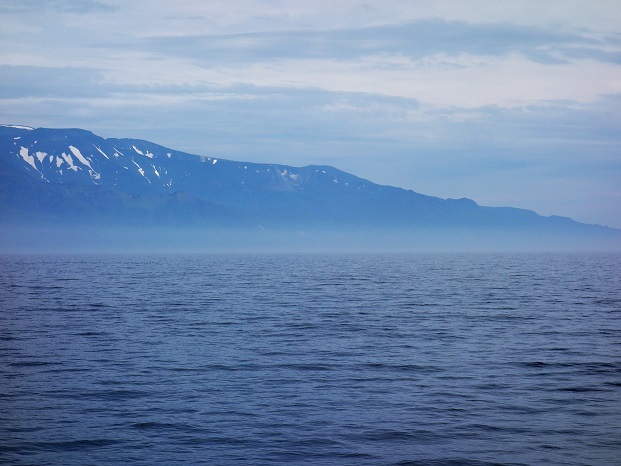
[0,124,618,251]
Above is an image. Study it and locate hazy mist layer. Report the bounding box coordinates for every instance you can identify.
[2,224,620,254]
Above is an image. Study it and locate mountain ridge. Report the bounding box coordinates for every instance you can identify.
[1,124,618,250]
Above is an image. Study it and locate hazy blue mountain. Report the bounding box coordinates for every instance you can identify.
[1,124,618,251]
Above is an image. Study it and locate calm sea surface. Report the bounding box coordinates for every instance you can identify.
[0,253,619,465]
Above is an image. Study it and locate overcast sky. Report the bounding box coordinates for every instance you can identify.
[1,0,620,228]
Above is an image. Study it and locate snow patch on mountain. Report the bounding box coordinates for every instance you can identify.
[19,146,37,171]
[94,145,109,159]
[132,160,145,176]
[69,145,101,180]
[2,125,33,130]
[68,146,91,168]
[61,152,80,172]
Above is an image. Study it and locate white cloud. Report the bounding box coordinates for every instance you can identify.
[90,0,621,35]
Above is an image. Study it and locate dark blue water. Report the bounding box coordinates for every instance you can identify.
[1,253,620,465]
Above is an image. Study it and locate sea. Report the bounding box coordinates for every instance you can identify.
[0,253,619,465]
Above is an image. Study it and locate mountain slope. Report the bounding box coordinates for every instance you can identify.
[0,124,614,237]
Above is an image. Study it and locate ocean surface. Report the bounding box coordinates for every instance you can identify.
[0,253,619,465]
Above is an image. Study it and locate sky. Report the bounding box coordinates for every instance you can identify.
[1,0,620,228]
